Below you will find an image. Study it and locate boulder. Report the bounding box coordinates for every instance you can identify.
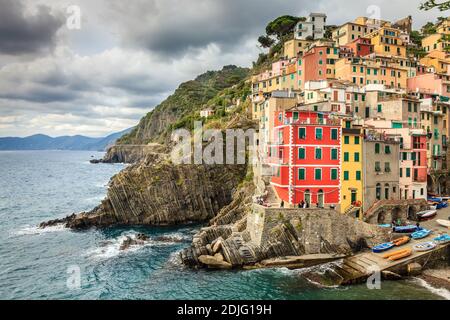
[198,255,232,269]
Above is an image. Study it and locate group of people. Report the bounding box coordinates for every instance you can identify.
[280,200,322,209]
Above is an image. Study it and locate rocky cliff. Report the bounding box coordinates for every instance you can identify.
[41,150,247,229]
[181,207,391,269]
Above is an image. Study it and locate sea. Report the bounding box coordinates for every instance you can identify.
[0,150,448,300]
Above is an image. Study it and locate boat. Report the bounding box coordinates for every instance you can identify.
[417,210,437,221]
[392,236,410,246]
[429,205,437,210]
[437,219,450,228]
[378,224,391,228]
[382,248,410,259]
[411,229,432,240]
[433,234,450,244]
[388,249,413,261]
[372,242,394,253]
[437,202,449,210]
[393,225,419,233]
[413,242,437,252]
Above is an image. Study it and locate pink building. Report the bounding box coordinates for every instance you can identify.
[407,73,450,98]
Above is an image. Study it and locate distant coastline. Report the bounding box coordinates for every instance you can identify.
[0,128,133,152]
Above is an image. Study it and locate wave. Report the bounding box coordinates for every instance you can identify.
[411,277,450,300]
[11,224,67,237]
[85,231,190,260]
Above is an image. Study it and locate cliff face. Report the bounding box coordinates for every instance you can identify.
[42,151,247,229]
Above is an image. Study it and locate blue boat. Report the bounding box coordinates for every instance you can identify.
[411,229,432,240]
[433,234,450,244]
[394,225,419,233]
[372,242,394,253]
[379,224,391,228]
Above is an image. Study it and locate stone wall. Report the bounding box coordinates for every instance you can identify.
[364,199,428,225]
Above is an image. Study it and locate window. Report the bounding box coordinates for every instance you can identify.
[355,136,360,145]
[315,148,322,160]
[376,184,381,200]
[385,162,391,172]
[385,146,391,154]
[331,168,338,180]
[344,171,349,181]
[298,148,306,159]
[315,128,323,140]
[299,127,306,139]
[331,128,338,140]
[377,104,382,113]
[400,168,403,177]
[315,169,322,180]
[344,152,349,162]
[331,148,338,160]
[356,171,361,181]
[375,143,380,154]
[406,168,411,178]
[375,161,381,172]
[298,168,306,180]
[354,152,360,162]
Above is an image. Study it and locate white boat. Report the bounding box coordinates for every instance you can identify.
[437,219,450,228]
[429,205,437,210]
[413,242,437,252]
[417,210,437,220]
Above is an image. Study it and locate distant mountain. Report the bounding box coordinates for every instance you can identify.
[0,128,134,151]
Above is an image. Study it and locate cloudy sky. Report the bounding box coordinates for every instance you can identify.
[0,0,443,137]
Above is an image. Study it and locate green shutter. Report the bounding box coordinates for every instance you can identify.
[298,148,305,159]
[299,127,306,139]
[315,169,322,180]
[375,143,380,154]
[344,136,350,144]
[316,148,322,159]
[331,129,338,140]
[354,136,360,145]
[356,171,361,181]
[344,152,349,162]
[354,152,360,162]
[316,128,323,140]
[331,149,338,160]
[298,168,305,180]
[344,171,349,181]
[331,169,338,180]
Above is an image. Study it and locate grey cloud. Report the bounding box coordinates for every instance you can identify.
[0,0,65,55]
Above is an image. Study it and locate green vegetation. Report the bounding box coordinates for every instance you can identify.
[420,0,450,11]
[117,65,249,145]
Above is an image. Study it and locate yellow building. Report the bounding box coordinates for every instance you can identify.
[340,119,364,218]
[283,39,312,59]
[420,50,450,74]
[335,56,407,88]
[332,22,372,46]
[366,27,407,58]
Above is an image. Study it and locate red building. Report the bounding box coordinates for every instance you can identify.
[269,111,341,207]
[346,37,373,57]
[301,46,331,84]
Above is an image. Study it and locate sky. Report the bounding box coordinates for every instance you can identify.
[0,0,444,137]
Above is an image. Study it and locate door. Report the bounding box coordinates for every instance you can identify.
[305,190,311,207]
[318,190,324,208]
[351,191,357,204]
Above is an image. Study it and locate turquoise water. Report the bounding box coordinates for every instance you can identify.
[0,151,447,300]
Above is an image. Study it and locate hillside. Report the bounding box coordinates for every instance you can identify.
[117,65,250,145]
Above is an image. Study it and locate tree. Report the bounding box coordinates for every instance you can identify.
[265,15,302,40]
[420,0,450,11]
[258,35,275,48]
[421,21,437,35]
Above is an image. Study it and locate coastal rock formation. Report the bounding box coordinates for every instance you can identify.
[92,144,168,164]
[41,151,247,229]
[181,206,391,269]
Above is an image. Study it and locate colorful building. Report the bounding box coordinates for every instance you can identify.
[340,119,364,218]
[269,111,341,207]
